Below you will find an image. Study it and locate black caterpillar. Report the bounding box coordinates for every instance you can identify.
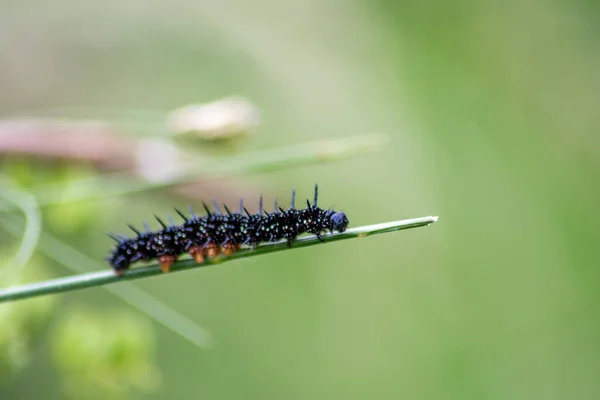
[107,185,349,275]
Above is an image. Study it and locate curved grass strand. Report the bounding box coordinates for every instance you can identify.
[0,175,42,284]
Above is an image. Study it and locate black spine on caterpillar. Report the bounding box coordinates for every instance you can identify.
[107,184,349,273]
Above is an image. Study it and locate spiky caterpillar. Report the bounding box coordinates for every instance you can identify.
[107,185,349,275]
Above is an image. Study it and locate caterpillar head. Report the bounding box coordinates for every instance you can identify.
[328,211,349,233]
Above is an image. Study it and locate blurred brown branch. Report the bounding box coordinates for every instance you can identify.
[0,118,243,202]
[0,118,136,171]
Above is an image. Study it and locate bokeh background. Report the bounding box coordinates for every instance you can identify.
[1,0,599,399]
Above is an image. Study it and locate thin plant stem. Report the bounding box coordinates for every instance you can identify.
[0,216,438,304]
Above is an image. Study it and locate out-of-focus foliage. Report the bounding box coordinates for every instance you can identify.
[0,0,599,399]
[0,259,57,383]
[50,308,160,400]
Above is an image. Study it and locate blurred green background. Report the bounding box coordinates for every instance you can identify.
[1,0,599,399]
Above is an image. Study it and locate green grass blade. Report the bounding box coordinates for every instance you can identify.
[0,216,438,303]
